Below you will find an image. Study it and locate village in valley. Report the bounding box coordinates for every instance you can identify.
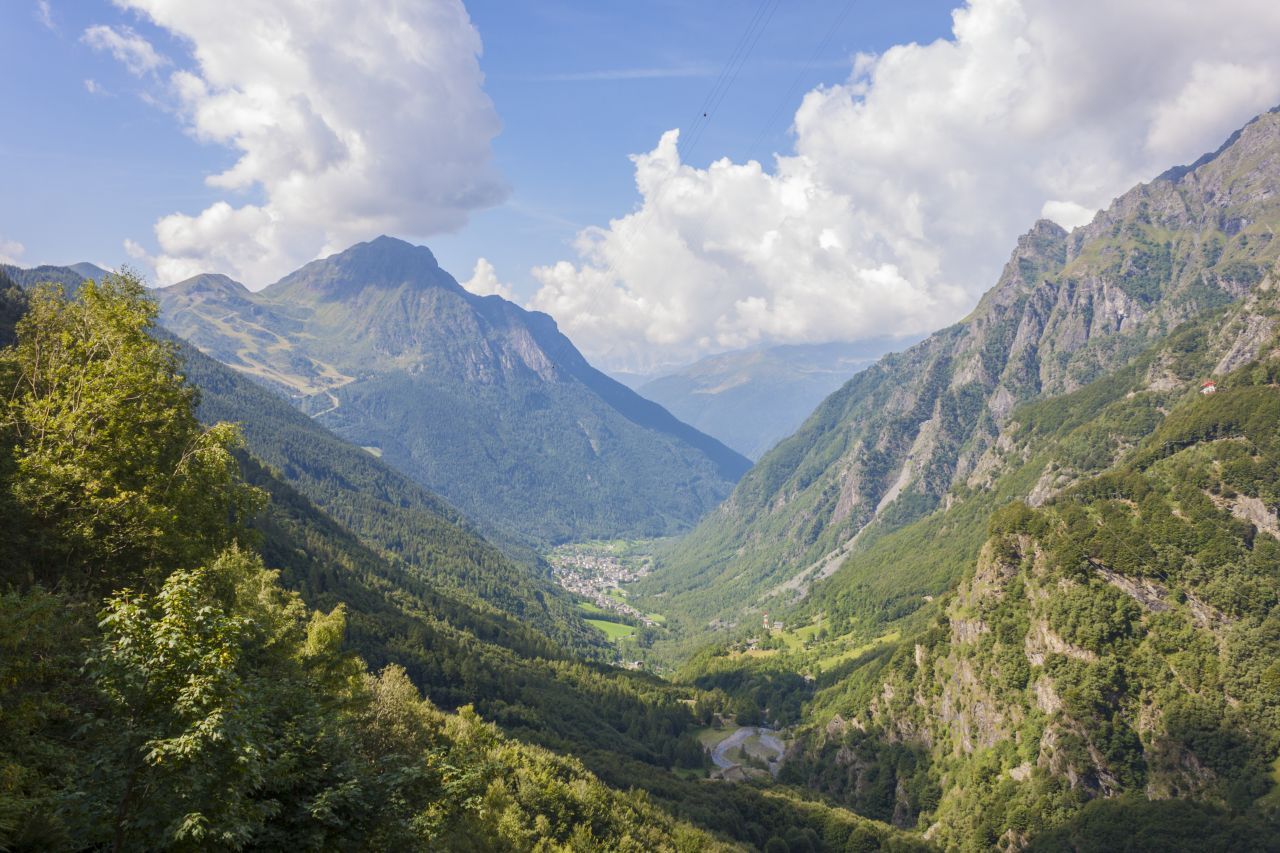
[547,541,662,628]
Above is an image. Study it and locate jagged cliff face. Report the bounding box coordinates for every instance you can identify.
[158,237,750,546]
[782,266,1280,847]
[644,109,1280,627]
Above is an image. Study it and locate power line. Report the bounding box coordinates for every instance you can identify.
[681,0,782,163]
[742,0,861,166]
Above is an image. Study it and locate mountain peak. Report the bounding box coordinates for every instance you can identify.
[69,262,112,282]
[974,217,1069,314]
[362,234,436,258]
[166,273,251,298]
[1025,218,1068,241]
[265,235,457,300]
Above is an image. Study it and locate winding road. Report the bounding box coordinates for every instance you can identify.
[710,726,785,777]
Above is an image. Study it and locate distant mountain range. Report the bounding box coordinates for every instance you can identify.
[1,263,97,292]
[156,236,750,546]
[637,340,911,460]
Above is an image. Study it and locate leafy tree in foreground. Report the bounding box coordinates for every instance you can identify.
[0,273,739,850]
[0,273,259,589]
[84,546,367,850]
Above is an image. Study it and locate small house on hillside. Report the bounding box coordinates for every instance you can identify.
[1201,380,1218,395]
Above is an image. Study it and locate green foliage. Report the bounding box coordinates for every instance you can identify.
[2,568,733,850]
[0,273,736,851]
[82,547,368,849]
[1026,796,1276,852]
[0,270,25,347]
[1112,235,1172,305]
[682,654,813,727]
[0,274,261,589]
[0,587,93,847]
[1044,582,1142,654]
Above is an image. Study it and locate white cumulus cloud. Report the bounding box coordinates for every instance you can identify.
[112,0,506,287]
[82,24,168,75]
[532,0,1280,371]
[460,257,514,299]
[0,239,25,265]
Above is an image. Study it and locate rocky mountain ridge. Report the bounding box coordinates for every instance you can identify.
[158,236,750,545]
[781,272,1280,846]
[641,107,1280,628]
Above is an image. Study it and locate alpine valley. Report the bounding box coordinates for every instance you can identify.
[3,97,1280,853]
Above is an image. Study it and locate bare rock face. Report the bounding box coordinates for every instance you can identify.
[652,109,1280,625]
[1228,494,1280,539]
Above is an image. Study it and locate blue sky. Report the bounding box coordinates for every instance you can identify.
[0,1,955,284]
[1,3,230,269]
[3,1,1280,370]
[429,1,957,287]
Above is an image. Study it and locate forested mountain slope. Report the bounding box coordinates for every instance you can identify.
[0,272,927,851]
[663,110,1280,850]
[158,237,750,545]
[11,261,601,656]
[0,269,23,347]
[777,281,1280,849]
[0,275,741,851]
[1,263,89,293]
[642,107,1280,630]
[176,337,605,656]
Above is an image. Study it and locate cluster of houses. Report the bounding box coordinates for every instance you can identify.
[549,549,659,627]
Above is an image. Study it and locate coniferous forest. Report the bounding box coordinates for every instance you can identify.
[0,276,731,850]
[0,274,924,851]
[5,6,1280,852]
